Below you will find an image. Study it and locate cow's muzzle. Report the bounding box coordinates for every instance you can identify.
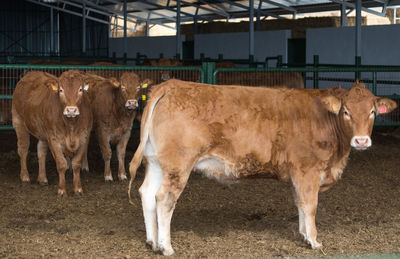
[63,106,80,118]
[351,136,371,150]
[125,99,138,110]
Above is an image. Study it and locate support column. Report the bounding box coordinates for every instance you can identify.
[355,0,361,57]
[50,7,54,54]
[82,1,86,54]
[249,0,254,60]
[123,0,128,57]
[341,0,346,27]
[176,0,182,59]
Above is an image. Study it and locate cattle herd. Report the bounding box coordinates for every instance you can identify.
[8,67,398,256]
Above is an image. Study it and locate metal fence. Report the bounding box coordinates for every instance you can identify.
[213,66,400,126]
[1,63,400,130]
[0,64,205,130]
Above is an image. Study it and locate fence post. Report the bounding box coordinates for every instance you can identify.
[277,55,282,67]
[313,55,319,89]
[202,62,216,84]
[123,53,127,65]
[372,71,377,95]
[355,56,361,80]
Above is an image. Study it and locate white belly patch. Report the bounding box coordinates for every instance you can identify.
[194,157,236,184]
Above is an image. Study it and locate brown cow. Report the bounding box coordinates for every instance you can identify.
[128,79,396,255]
[12,70,92,196]
[83,72,149,181]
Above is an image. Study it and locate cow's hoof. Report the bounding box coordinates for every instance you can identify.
[118,173,128,181]
[311,241,323,250]
[146,241,159,252]
[160,246,175,256]
[74,189,83,196]
[20,176,30,183]
[38,180,48,186]
[104,175,113,182]
[57,189,67,197]
[82,167,89,173]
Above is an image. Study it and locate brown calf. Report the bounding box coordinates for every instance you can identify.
[12,70,92,195]
[84,72,147,181]
[128,80,396,255]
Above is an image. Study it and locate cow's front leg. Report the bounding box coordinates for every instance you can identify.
[71,146,87,195]
[291,169,322,249]
[97,131,113,181]
[37,140,49,185]
[116,131,131,180]
[49,141,68,196]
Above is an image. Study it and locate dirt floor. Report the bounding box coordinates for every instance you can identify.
[0,129,400,258]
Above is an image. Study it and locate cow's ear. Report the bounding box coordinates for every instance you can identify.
[375,97,397,115]
[110,77,120,88]
[141,78,153,89]
[47,81,58,92]
[320,95,341,115]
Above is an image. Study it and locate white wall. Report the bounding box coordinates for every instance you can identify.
[194,30,291,63]
[306,24,400,65]
[109,35,185,62]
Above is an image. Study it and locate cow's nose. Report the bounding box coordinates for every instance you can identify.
[355,137,368,146]
[125,99,138,109]
[64,106,80,117]
[351,136,371,150]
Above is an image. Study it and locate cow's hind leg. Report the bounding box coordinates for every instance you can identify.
[139,156,163,252]
[291,169,322,249]
[155,166,191,256]
[13,115,30,183]
[37,140,48,185]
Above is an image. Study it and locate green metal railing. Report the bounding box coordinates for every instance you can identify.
[1,62,400,130]
[0,64,205,130]
[212,65,400,126]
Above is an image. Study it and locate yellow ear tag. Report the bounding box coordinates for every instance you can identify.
[142,83,148,89]
[142,95,147,101]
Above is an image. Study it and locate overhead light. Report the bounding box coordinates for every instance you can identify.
[42,0,58,3]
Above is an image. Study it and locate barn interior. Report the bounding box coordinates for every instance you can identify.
[1,0,400,258]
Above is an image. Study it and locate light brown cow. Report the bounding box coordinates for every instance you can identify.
[84,72,149,181]
[12,70,92,195]
[128,79,396,255]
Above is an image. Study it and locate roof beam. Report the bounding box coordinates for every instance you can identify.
[104,0,176,22]
[217,0,287,19]
[180,0,230,18]
[25,0,110,25]
[330,0,387,16]
[262,0,296,12]
[77,0,176,29]
[135,0,214,22]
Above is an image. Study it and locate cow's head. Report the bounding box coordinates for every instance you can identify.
[52,70,89,118]
[119,72,141,110]
[337,81,397,150]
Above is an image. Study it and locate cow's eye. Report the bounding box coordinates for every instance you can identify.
[59,88,64,93]
[344,110,349,116]
[79,87,83,92]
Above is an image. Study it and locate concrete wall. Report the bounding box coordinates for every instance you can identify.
[194,30,291,63]
[306,24,400,93]
[109,35,185,62]
[306,24,400,65]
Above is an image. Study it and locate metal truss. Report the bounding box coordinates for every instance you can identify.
[330,0,389,17]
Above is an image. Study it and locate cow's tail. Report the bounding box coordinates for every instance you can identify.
[128,86,165,206]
